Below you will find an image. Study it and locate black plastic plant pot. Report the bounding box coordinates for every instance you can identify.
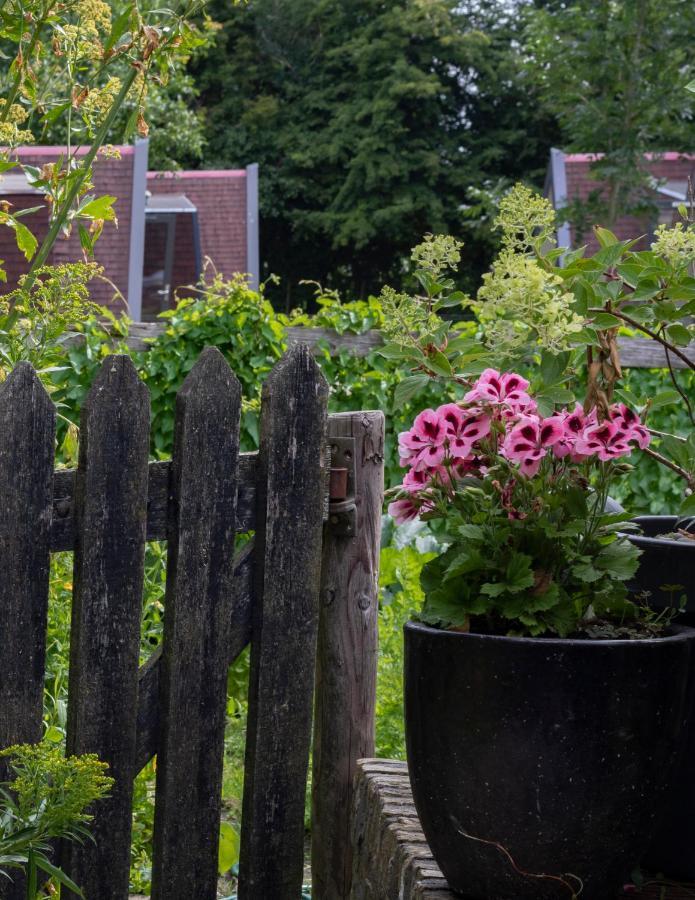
[404,620,695,900]
[627,516,695,610]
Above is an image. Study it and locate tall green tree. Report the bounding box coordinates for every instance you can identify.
[194,0,558,306]
[525,0,695,230]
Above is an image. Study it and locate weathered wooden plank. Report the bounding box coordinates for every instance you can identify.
[151,348,242,900]
[80,320,694,370]
[134,540,255,775]
[0,365,55,773]
[49,453,258,551]
[312,411,385,900]
[64,356,150,900]
[239,344,328,899]
[617,336,695,370]
[113,320,385,356]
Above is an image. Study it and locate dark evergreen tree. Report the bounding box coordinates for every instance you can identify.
[194,0,559,306]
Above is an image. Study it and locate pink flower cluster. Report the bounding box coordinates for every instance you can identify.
[388,369,650,524]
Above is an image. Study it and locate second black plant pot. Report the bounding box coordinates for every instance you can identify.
[627,516,695,610]
[404,620,695,900]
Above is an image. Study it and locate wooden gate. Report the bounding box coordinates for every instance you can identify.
[0,344,384,900]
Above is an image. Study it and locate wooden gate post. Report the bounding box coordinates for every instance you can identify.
[312,410,385,900]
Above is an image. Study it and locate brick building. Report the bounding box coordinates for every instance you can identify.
[545,149,695,252]
[0,140,259,320]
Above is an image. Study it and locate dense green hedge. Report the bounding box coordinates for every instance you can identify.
[53,275,692,514]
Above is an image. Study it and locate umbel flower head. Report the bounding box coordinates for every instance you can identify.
[388,369,649,524]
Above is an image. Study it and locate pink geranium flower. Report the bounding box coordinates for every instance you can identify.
[436,403,491,458]
[464,369,537,418]
[502,414,565,477]
[609,404,651,450]
[388,497,420,524]
[574,420,632,461]
[398,408,448,469]
[402,467,433,493]
[553,405,594,462]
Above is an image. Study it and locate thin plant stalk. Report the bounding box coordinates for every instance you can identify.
[25,849,36,900]
[24,66,138,290]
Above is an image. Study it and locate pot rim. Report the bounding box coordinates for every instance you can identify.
[622,515,695,550]
[404,619,695,648]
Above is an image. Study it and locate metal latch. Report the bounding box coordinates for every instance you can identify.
[326,436,356,536]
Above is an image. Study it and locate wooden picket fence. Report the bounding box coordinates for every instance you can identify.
[0,345,385,900]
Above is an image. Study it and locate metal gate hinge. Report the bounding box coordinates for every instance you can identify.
[325,436,357,536]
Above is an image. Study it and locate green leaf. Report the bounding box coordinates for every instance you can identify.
[630,284,661,303]
[10,220,37,261]
[649,390,682,411]
[35,855,84,896]
[539,350,571,387]
[687,79,695,94]
[679,494,695,516]
[22,164,45,185]
[572,559,602,583]
[433,290,467,310]
[504,552,535,592]
[77,195,117,221]
[393,374,429,407]
[378,342,418,361]
[458,523,484,541]
[78,224,95,256]
[593,243,625,269]
[443,548,485,581]
[218,821,240,874]
[595,539,641,581]
[424,349,452,377]
[661,435,695,472]
[104,6,132,53]
[594,226,618,248]
[666,323,693,347]
[591,312,622,329]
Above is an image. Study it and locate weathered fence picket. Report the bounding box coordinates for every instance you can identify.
[151,348,242,899]
[239,345,329,898]
[0,365,55,778]
[0,366,55,900]
[64,357,150,900]
[0,345,384,900]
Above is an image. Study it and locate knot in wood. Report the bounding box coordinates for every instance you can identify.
[357,592,371,611]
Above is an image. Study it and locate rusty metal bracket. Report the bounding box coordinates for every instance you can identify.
[326,436,357,536]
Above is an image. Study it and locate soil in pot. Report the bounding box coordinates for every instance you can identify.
[405,620,695,900]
